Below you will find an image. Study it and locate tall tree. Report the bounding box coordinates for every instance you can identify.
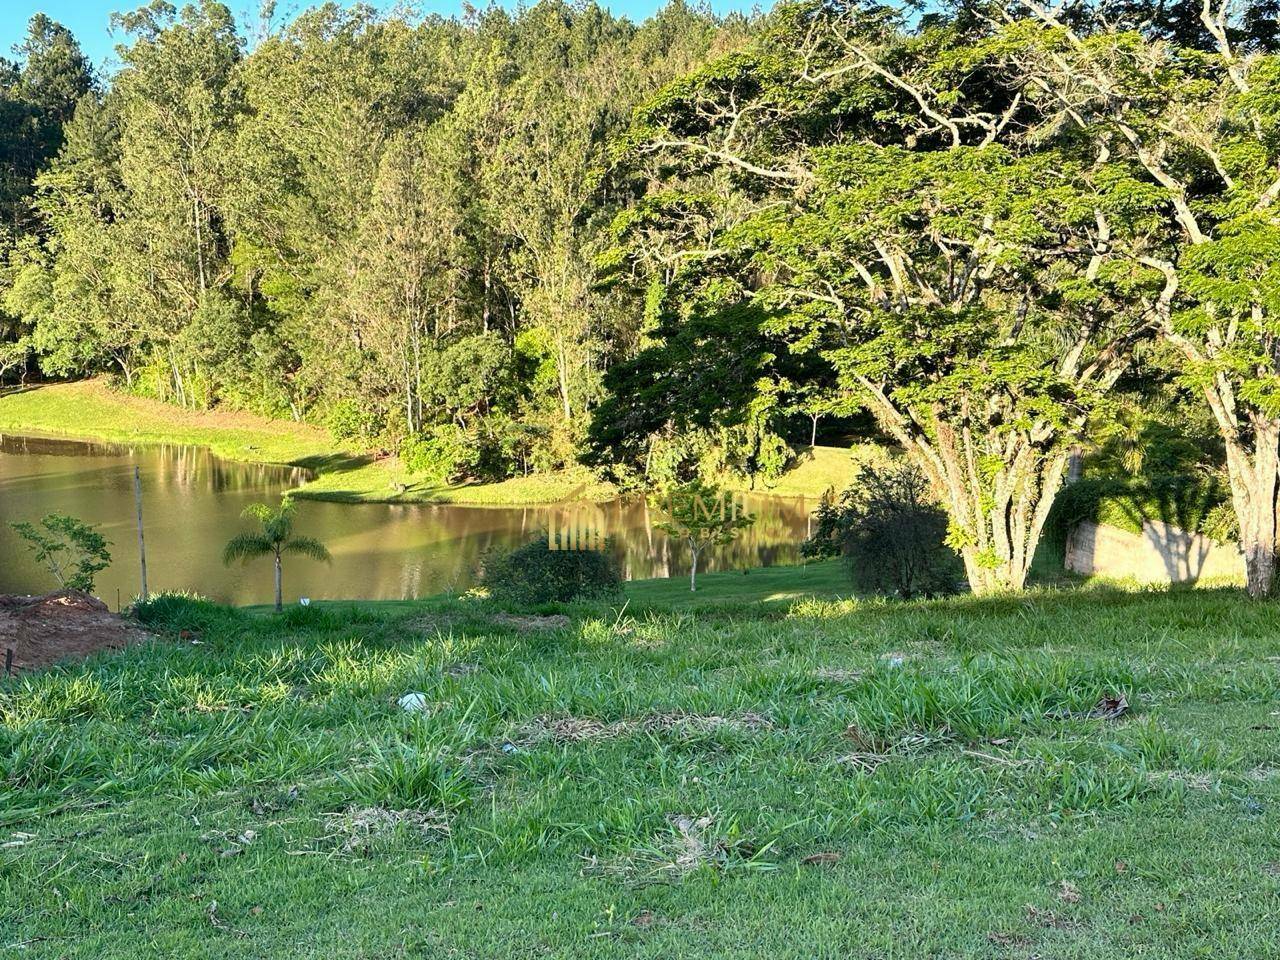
[993,0,1280,595]
[595,0,1153,592]
[0,14,93,383]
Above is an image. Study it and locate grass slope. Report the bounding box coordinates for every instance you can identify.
[3,579,1278,958]
[0,381,854,505]
[0,379,332,466]
[731,443,878,500]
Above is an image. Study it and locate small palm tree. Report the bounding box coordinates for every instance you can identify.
[222,498,331,611]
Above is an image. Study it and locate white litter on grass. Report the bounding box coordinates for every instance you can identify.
[299,598,311,606]
[398,692,430,712]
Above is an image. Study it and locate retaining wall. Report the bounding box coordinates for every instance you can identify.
[1065,520,1243,584]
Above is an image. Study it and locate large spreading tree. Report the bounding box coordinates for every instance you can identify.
[594,1,1159,592]
[986,0,1280,595]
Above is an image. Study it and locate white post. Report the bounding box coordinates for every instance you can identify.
[133,466,148,602]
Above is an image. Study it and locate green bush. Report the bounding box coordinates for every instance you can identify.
[10,513,112,593]
[479,536,622,605]
[325,399,380,443]
[400,425,479,483]
[802,463,960,598]
[132,592,237,632]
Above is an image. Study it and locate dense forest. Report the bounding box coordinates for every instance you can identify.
[0,0,751,480]
[8,0,1280,596]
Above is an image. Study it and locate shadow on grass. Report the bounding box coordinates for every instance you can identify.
[290,451,373,473]
[0,383,43,399]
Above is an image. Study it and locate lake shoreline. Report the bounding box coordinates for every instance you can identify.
[0,380,859,506]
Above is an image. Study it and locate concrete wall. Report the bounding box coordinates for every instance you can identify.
[1065,520,1244,584]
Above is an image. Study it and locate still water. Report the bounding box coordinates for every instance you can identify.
[0,434,816,606]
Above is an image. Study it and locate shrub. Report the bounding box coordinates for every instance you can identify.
[802,463,959,598]
[132,592,238,632]
[479,536,622,605]
[10,513,112,593]
[400,425,479,483]
[325,399,381,443]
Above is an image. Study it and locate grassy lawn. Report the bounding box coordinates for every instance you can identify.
[3,573,1279,957]
[0,381,855,505]
[0,380,334,466]
[733,442,878,499]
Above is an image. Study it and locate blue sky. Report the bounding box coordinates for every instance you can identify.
[3,1,757,74]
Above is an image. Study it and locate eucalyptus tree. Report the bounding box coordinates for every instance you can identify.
[0,14,93,236]
[228,5,464,425]
[0,14,93,382]
[597,0,1154,593]
[9,93,144,383]
[989,0,1280,595]
[106,0,244,407]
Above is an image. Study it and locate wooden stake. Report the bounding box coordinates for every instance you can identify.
[134,466,148,602]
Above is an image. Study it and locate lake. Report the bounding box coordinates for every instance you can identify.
[0,434,818,606]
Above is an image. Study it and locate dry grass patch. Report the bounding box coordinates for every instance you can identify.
[323,806,450,854]
[513,710,771,747]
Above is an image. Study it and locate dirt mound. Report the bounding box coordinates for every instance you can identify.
[0,589,150,673]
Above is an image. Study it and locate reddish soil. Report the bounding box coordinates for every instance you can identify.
[0,589,150,673]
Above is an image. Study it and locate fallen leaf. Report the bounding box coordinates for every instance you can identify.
[1089,694,1129,720]
[801,852,841,865]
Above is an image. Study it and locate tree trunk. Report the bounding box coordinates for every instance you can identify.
[274,551,283,613]
[931,426,1068,596]
[810,414,819,448]
[557,342,573,421]
[1224,416,1280,598]
[689,543,699,592]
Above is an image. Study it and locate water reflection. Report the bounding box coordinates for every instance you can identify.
[0,434,815,606]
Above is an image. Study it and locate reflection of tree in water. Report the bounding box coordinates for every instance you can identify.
[2,435,818,601]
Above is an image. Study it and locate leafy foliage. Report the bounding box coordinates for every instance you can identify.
[10,512,111,592]
[400,426,480,485]
[651,481,757,591]
[599,2,1155,592]
[803,463,959,598]
[223,497,331,611]
[479,536,622,605]
[0,1,738,480]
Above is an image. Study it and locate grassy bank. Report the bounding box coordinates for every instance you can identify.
[0,381,861,505]
[0,380,334,466]
[3,578,1278,957]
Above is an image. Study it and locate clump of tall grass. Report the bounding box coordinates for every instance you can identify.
[840,654,1138,741]
[132,591,238,632]
[336,741,472,812]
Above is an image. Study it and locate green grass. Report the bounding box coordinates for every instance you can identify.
[0,381,852,505]
[0,379,334,466]
[623,558,853,606]
[3,575,1279,957]
[731,442,879,499]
